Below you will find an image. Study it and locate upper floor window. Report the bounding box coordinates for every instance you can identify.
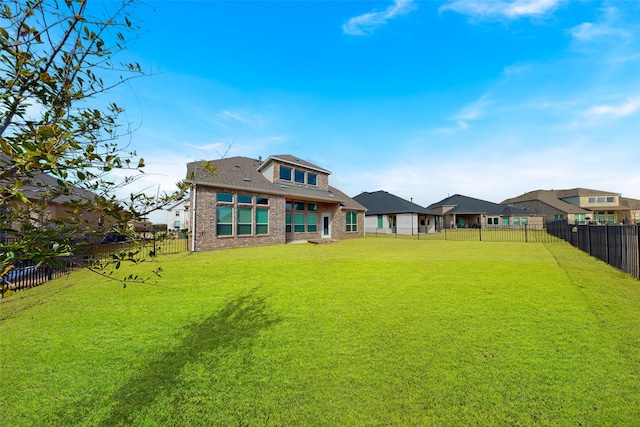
[294,169,305,184]
[308,173,317,186]
[607,197,615,203]
[588,197,595,203]
[597,197,605,203]
[280,166,292,181]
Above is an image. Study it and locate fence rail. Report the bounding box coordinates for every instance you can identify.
[366,224,562,243]
[1,237,189,296]
[546,220,640,279]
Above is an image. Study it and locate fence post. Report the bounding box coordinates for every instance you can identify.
[605,224,609,264]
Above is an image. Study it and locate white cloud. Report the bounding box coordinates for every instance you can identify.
[343,0,417,36]
[570,7,631,43]
[585,98,640,119]
[440,0,560,20]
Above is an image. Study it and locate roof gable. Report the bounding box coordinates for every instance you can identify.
[258,154,331,175]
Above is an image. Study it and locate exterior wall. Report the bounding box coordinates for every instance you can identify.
[192,186,286,251]
[365,214,437,234]
[332,207,365,241]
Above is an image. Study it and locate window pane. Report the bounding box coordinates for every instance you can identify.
[174,221,181,228]
[597,197,605,203]
[237,224,252,235]
[286,212,292,233]
[237,207,252,235]
[217,193,233,203]
[238,195,252,204]
[377,215,383,228]
[217,224,232,236]
[256,224,268,235]
[307,203,317,211]
[307,173,317,186]
[256,197,269,205]
[237,207,252,223]
[294,202,305,211]
[308,213,317,232]
[521,218,527,225]
[280,166,292,181]
[217,206,233,236]
[607,197,614,203]
[217,206,233,224]
[294,169,305,183]
[294,213,305,232]
[502,218,509,226]
[256,209,268,224]
[286,201,292,211]
[513,218,520,226]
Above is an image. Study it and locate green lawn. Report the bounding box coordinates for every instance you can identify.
[2,238,640,426]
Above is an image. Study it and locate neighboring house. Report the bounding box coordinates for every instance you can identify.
[427,194,543,228]
[353,190,439,234]
[185,155,366,251]
[167,198,190,231]
[0,153,110,239]
[502,188,640,225]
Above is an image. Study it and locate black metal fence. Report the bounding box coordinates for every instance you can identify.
[366,224,562,243]
[1,237,189,296]
[546,220,640,279]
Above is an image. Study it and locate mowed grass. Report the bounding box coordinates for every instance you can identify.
[2,238,640,426]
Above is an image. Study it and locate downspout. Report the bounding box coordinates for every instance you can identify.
[190,184,197,252]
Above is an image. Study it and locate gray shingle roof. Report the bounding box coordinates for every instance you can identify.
[186,156,365,211]
[353,191,437,215]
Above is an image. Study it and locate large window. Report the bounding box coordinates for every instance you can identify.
[280,166,292,181]
[294,213,305,232]
[308,213,317,232]
[287,201,319,233]
[237,207,252,235]
[502,218,510,226]
[256,209,269,235]
[216,194,269,237]
[346,211,358,232]
[217,206,233,236]
[377,215,383,228]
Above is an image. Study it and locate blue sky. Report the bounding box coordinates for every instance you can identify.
[104,1,640,223]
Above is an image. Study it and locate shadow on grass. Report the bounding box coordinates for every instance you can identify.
[50,289,281,426]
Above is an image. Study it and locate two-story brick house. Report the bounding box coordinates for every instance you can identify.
[502,188,640,225]
[186,155,366,251]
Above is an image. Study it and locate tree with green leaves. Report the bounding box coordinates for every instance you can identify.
[0,0,187,292]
